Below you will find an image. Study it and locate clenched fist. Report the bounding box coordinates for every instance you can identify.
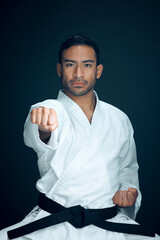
[31,107,58,132]
[112,188,138,207]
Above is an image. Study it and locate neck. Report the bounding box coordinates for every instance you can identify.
[64,89,96,123]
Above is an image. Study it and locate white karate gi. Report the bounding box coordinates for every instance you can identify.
[1,90,159,240]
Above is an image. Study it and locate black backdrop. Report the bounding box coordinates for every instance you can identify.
[1,0,160,235]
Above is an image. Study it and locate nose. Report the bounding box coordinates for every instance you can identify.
[73,65,84,78]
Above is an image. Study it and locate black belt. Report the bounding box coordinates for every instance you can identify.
[7,194,155,239]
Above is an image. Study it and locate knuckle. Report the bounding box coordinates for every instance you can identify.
[37,107,43,113]
[128,202,132,207]
[31,109,35,117]
[31,118,34,123]
[43,125,48,130]
[50,108,55,112]
[50,109,56,115]
[43,107,49,113]
[37,120,41,125]
[30,110,35,122]
[42,122,46,127]
[30,118,34,123]
[31,108,36,114]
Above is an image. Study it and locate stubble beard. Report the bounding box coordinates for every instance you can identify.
[61,74,97,97]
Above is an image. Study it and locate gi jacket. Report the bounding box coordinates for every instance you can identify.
[1,90,143,240]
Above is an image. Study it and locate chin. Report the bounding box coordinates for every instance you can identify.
[67,88,93,97]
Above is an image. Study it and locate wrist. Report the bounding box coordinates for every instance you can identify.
[38,128,51,142]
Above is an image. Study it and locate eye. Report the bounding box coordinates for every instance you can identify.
[65,63,74,67]
[84,63,92,68]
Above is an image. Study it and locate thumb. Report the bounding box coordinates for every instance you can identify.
[48,122,58,132]
[128,188,138,198]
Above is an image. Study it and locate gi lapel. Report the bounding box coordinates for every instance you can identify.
[47,91,107,198]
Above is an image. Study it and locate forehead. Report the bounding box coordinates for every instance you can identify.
[62,45,96,61]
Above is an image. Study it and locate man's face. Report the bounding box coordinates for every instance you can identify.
[57,45,102,97]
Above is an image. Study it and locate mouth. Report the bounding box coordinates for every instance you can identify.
[70,79,88,87]
[71,82,85,86]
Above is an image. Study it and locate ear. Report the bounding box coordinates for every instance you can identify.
[57,63,62,77]
[96,64,103,79]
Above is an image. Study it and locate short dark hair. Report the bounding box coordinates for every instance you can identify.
[58,34,100,65]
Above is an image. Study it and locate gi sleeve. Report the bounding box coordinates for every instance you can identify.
[118,116,142,220]
[23,99,64,154]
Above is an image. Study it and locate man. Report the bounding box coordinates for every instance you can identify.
[1,34,159,240]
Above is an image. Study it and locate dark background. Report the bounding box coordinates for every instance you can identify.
[1,0,160,235]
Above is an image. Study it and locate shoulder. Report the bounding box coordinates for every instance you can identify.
[100,100,128,119]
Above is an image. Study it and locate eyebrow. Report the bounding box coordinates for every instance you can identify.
[63,59,95,63]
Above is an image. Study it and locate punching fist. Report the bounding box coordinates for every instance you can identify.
[30,107,58,132]
[112,188,138,207]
